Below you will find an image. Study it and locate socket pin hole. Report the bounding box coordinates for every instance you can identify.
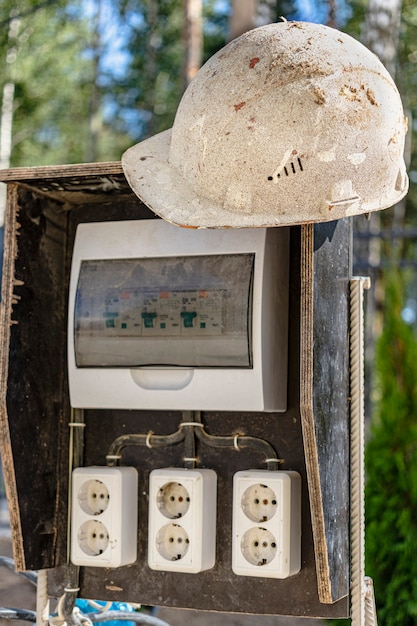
[241,527,278,566]
[156,523,190,561]
[78,520,109,557]
[157,482,191,519]
[78,479,110,516]
[242,483,278,523]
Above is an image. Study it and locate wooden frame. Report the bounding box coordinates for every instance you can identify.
[0,163,351,617]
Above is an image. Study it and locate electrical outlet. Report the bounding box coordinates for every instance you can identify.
[148,468,217,573]
[71,466,138,568]
[232,470,301,578]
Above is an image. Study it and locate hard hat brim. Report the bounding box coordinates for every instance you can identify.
[122,129,275,229]
[122,129,309,229]
[122,127,409,229]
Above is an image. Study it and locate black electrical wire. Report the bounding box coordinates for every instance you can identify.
[189,411,282,469]
[0,608,36,622]
[107,429,185,465]
[194,425,280,469]
[0,556,38,586]
[181,411,197,469]
[106,412,281,470]
[0,559,169,625]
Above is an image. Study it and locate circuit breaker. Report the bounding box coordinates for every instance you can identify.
[68,219,289,412]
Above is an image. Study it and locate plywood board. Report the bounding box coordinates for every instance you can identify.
[0,164,350,617]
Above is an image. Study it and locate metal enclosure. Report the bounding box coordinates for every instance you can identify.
[0,162,351,619]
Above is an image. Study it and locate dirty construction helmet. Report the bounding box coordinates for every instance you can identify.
[122,21,408,228]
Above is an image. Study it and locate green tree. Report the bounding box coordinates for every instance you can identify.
[117,0,190,140]
[365,270,417,626]
[116,0,228,141]
[0,0,134,167]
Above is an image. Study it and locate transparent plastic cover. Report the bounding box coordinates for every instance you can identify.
[74,254,254,368]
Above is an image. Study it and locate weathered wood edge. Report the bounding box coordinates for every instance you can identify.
[0,161,123,183]
[0,183,25,570]
[300,223,332,604]
[0,174,345,602]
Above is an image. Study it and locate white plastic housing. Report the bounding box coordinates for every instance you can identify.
[67,219,289,412]
[232,470,301,578]
[71,466,138,568]
[148,468,217,573]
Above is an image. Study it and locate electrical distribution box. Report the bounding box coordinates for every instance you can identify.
[0,163,351,620]
[68,219,289,412]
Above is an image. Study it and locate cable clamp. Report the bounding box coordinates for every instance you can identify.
[264,457,285,465]
[146,431,154,448]
[68,423,86,428]
[179,422,204,428]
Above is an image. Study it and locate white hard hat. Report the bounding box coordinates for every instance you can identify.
[122,21,408,228]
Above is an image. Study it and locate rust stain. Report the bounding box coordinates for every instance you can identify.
[178,223,199,229]
[247,115,256,131]
[366,87,377,105]
[249,57,260,69]
[312,85,326,104]
[234,102,246,112]
[340,83,378,106]
[340,84,359,101]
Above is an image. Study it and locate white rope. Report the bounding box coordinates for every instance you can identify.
[350,277,378,626]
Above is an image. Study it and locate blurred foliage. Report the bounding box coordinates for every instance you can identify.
[398,0,417,231]
[115,0,230,140]
[115,0,186,140]
[0,0,230,166]
[1,0,125,164]
[328,270,417,626]
[365,271,417,626]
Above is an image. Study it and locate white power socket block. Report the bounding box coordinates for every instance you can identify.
[148,468,217,573]
[232,470,301,578]
[71,466,138,568]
